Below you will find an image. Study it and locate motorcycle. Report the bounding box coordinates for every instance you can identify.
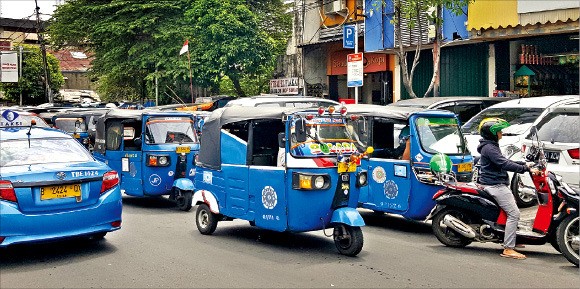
[427,126,579,266]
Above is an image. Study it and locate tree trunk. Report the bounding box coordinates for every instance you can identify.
[230,75,246,98]
[424,5,442,98]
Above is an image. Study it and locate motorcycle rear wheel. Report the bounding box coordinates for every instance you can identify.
[432,208,473,248]
[556,215,579,267]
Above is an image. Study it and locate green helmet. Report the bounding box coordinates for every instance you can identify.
[479,118,511,141]
[429,153,452,174]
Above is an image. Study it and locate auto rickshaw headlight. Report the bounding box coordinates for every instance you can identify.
[356,171,368,187]
[292,172,330,190]
[147,154,171,167]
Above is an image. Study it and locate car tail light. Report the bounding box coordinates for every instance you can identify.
[0,180,17,203]
[521,144,526,153]
[111,220,122,228]
[100,171,119,194]
[0,236,5,244]
[567,148,579,159]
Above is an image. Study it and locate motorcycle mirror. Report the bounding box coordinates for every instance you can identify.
[295,118,307,143]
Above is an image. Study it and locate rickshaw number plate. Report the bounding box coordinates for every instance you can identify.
[40,184,82,201]
[176,146,191,154]
[458,162,472,173]
[338,162,348,173]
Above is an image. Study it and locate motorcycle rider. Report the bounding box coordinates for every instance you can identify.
[477,118,539,260]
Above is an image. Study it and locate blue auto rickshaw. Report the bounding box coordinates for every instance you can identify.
[345,104,473,220]
[192,106,372,256]
[92,109,200,211]
[52,108,109,151]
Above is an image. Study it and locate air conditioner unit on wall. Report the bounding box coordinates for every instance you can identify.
[324,0,347,15]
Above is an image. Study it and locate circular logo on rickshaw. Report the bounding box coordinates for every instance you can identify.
[262,186,277,209]
[384,180,398,199]
[372,166,386,184]
[149,174,162,187]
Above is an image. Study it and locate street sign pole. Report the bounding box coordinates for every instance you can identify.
[354,22,359,104]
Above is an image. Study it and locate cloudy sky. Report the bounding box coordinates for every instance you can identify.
[0,0,59,20]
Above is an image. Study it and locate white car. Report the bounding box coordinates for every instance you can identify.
[462,95,579,206]
[224,94,339,108]
[510,104,579,207]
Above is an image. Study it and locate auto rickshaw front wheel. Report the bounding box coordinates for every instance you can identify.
[196,203,218,235]
[333,225,363,256]
[175,189,193,211]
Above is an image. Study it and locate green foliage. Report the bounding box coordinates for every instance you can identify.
[47,0,291,102]
[0,44,64,105]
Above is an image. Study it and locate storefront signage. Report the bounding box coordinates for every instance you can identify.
[347,53,363,87]
[0,52,18,83]
[270,77,299,95]
[329,51,388,75]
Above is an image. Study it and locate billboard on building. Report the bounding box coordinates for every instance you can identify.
[270,77,299,95]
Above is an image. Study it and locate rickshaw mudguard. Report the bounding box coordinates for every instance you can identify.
[192,190,220,214]
[330,207,365,227]
[173,178,194,191]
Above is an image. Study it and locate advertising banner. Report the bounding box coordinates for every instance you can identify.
[0,52,18,83]
[347,53,363,87]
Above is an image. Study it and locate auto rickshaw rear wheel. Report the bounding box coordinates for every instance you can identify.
[175,189,193,211]
[333,225,363,256]
[196,203,218,235]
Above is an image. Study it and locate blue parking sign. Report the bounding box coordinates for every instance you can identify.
[343,25,356,49]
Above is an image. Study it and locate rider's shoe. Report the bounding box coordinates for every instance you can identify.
[500,248,527,259]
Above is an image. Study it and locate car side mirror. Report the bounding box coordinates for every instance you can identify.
[278,132,285,148]
[295,118,307,143]
[529,125,537,136]
[134,137,142,147]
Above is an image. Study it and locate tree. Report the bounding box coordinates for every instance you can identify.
[381,0,472,98]
[185,0,288,98]
[0,44,64,105]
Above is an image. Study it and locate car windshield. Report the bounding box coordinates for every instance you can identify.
[54,117,87,132]
[0,138,93,167]
[145,117,197,144]
[532,111,579,143]
[416,117,467,155]
[290,117,358,157]
[462,107,543,135]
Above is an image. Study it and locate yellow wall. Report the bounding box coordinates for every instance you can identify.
[467,0,519,30]
[321,0,364,27]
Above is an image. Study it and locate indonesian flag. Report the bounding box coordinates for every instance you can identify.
[179,40,188,55]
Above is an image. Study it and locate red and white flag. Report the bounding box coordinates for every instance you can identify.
[179,40,189,55]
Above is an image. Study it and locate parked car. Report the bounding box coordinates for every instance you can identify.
[462,95,579,207]
[0,108,50,128]
[390,96,511,124]
[510,104,579,207]
[0,125,122,247]
[224,94,339,108]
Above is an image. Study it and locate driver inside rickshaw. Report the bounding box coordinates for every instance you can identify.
[372,125,411,160]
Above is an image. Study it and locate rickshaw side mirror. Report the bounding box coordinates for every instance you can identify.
[529,125,538,136]
[295,118,307,143]
[278,132,285,148]
[134,137,142,147]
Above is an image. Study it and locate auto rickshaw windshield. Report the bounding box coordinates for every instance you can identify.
[54,118,87,132]
[290,117,358,157]
[415,117,467,155]
[145,117,197,144]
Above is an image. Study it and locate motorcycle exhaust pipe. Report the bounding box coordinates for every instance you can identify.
[443,215,476,238]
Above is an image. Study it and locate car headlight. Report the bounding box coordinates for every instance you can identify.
[356,171,368,187]
[292,173,330,190]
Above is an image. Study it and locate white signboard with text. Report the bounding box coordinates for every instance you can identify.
[270,77,299,95]
[0,52,18,83]
[347,53,363,87]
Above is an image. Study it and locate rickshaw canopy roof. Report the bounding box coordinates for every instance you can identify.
[197,106,309,170]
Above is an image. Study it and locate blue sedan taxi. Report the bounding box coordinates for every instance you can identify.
[0,122,122,247]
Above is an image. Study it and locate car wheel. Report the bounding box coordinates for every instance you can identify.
[510,174,537,208]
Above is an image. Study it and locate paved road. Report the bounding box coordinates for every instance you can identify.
[1,196,577,288]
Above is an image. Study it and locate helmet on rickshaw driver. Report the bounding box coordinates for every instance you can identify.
[479,118,510,142]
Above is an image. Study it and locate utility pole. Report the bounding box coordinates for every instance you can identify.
[35,0,53,103]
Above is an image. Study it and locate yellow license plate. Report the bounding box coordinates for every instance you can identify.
[458,162,472,173]
[40,184,82,200]
[337,162,348,173]
[176,146,191,154]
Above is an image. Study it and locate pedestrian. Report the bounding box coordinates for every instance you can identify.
[476,118,539,260]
